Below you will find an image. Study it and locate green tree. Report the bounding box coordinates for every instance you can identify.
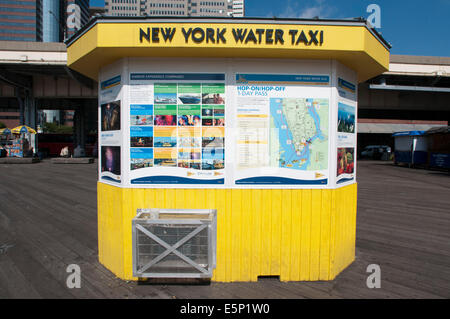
[43,122,73,134]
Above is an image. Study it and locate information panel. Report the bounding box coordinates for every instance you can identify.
[128,73,226,185]
[233,74,330,185]
[336,101,356,184]
[99,75,122,184]
[336,73,357,185]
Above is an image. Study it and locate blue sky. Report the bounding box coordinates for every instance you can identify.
[90,0,104,7]
[89,0,450,57]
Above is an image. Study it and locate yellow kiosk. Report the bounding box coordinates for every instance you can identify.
[67,17,390,282]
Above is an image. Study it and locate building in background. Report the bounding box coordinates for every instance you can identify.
[105,0,140,16]
[0,1,93,152]
[0,0,43,41]
[89,1,107,17]
[0,0,90,42]
[39,109,75,127]
[66,0,91,39]
[104,0,245,17]
[42,0,61,42]
[231,0,243,17]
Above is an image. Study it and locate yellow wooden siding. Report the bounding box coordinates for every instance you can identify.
[97,183,357,282]
[97,182,124,277]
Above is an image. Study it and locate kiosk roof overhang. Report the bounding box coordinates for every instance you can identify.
[66,17,390,82]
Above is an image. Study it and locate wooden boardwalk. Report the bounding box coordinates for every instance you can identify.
[0,160,449,299]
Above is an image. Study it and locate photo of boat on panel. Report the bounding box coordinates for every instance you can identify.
[178,94,201,104]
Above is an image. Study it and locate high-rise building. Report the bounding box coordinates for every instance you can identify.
[42,0,60,42]
[105,0,140,17]
[0,0,43,41]
[0,0,90,42]
[231,0,243,17]
[66,0,91,39]
[147,0,187,17]
[104,0,245,17]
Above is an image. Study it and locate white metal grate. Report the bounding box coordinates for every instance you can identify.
[132,209,216,278]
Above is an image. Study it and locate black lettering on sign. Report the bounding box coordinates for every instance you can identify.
[217,28,226,43]
[289,29,298,45]
[192,27,205,43]
[245,29,257,44]
[308,30,319,45]
[152,28,159,42]
[140,28,150,42]
[255,29,265,44]
[206,28,215,43]
[233,28,247,43]
[161,28,176,42]
[289,29,324,46]
[296,30,309,45]
[140,27,175,43]
[275,29,284,44]
[182,28,192,43]
[139,26,323,46]
[266,29,274,44]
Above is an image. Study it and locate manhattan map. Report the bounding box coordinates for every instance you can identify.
[269,98,329,171]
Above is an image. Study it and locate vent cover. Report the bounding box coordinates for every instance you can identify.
[132,209,217,278]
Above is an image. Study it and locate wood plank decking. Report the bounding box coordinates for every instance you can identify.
[0,160,449,298]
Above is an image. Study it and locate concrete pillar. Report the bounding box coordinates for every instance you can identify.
[23,92,36,129]
[74,104,86,151]
[16,88,37,154]
[80,103,86,149]
[16,88,24,125]
[73,106,80,149]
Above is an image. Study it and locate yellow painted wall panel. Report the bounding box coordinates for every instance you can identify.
[165,189,175,209]
[319,189,331,280]
[224,189,233,282]
[213,190,226,281]
[230,189,242,281]
[300,189,312,280]
[289,190,302,281]
[97,183,357,282]
[350,185,358,261]
[241,189,253,282]
[270,189,282,276]
[309,191,322,281]
[334,187,344,277]
[252,191,261,280]
[97,183,124,278]
[280,190,292,282]
[343,187,352,269]
[122,189,133,280]
[328,189,337,280]
[260,190,272,276]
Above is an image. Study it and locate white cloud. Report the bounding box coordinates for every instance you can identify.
[278,0,338,19]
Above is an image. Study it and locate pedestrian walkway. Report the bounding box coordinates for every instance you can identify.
[0,160,448,298]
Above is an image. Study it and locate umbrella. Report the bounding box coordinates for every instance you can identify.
[0,128,11,135]
[11,125,36,134]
